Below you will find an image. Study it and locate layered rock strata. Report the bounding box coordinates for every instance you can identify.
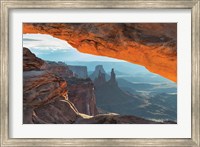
[23,23,177,82]
[23,47,98,123]
[23,51,80,123]
[67,78,98,116]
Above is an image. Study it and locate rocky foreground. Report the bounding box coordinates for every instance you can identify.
[23,47,160,124]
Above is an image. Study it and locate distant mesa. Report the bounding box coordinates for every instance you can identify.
[89,65,110,81]
[94,70,106,87]
[45,61,74,79]
[94,68,118,88]
[68,65,88,79]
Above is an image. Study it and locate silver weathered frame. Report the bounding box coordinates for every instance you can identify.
[0,0,199,146]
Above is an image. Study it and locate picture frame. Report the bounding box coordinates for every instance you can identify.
[0,0,199,146]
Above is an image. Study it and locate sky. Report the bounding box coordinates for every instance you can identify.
[23,34,123,62]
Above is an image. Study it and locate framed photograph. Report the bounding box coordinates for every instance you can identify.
[0,0,199,146]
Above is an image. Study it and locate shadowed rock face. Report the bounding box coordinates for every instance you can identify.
[23,23,177,82]
[33,99,79,124]
[94,68,144,116]
[44,62,98,116]
[67,78,98,116]
[23,70,80,124]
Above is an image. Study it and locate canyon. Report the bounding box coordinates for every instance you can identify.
[91,65,177,121]
[23,23,177,82]
[23,47,158,124]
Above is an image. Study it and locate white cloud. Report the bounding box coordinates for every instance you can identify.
[23,34,73,50]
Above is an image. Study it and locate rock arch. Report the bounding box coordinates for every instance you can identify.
[23,23,177,82]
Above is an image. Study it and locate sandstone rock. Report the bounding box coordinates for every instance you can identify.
[44,61,98,116]
[23,23,177,82]
[67,78,98,116]
[23,48,81,124]
[23,47,45,71]
[23,106,34,124]
[23,48,99,123]
[33,99,79,124]
[23,71,68,107]
[23,70,81,124]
